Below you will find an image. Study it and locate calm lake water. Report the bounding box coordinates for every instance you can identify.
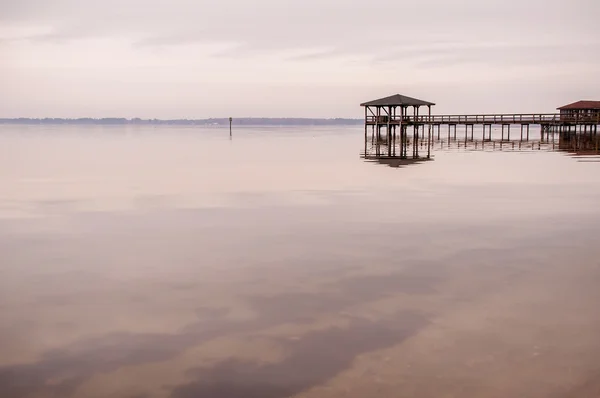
[1,125,600,398]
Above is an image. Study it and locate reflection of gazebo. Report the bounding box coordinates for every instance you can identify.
[367,156,432,168]
[360,94,436,159]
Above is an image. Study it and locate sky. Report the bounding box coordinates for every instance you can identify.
[1,0,599,118]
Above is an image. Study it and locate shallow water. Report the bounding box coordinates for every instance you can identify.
[1,125,600,398]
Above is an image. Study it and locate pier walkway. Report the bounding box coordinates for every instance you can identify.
[365,113,600,126]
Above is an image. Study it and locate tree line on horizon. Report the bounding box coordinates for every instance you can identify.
[0,117,363,126]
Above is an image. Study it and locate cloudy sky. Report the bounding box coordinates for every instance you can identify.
[1,0,599,118]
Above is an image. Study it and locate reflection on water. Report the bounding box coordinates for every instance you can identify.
[171,311,427,398]
[366,157,432,168]
[365,128,600,167]
[1,125,600,398]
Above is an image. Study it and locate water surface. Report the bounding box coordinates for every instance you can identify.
[1,125,600,398]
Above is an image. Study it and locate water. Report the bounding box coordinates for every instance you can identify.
[1,125,600,398]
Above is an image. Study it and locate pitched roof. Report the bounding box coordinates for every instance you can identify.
[360,94,435,107]
[557,100,600,110]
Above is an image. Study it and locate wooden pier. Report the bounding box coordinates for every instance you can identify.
[361,95,600,160]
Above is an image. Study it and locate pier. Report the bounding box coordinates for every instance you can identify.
[361,95,600,160]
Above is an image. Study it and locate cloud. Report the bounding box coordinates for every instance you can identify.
[3,0,597,56]
[1,0,599,116]
[369,42,600,69]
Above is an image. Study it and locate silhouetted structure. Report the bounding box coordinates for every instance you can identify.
[361,94,436,159]
[361,95,600,159]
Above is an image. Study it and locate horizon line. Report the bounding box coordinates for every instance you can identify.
[0,117,364,126]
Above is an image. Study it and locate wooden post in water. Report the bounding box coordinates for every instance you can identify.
[229,117,233,139]
[399,107,404,159]
[542,124,547,142]
[376,107,381,156]
[427,105,432,159]
[483,124,491,141]
[392,107,396,156]
[364,107,368,156]
[414,106,419,158]
[388,106,392,157]
[371,125,375,145]
[520,124,524,141]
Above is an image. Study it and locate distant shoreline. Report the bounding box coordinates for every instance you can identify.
[0,118,363,126]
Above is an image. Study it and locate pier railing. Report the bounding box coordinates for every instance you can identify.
[366,113,600,125]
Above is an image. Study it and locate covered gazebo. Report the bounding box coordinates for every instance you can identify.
[360,94,435,123]
[360,94,436,159]
[558,100,600,121]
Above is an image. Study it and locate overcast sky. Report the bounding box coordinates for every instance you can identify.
[1,0,599,118]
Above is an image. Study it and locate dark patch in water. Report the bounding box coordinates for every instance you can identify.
[248,292,350,324]
[0,272,435,398]
[337,273,439,297]
[170,311,428,398]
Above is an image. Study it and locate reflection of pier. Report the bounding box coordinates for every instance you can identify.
[366,135,600,167]
[363,133,600,162]
[360,95,600,160]
[427,134,599,154]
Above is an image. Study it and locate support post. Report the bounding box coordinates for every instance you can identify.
[386,106,392,156]
[371,125,375,145]
[399,106,404,159]
[376,106,381,156]
[520,124,523,141]
[364,107,368,156]
[427,105,432,159]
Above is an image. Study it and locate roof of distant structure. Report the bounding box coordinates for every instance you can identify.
[557,100,600,110]
[360,94,435,107]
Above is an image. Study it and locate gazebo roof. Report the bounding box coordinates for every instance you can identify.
[360,94,435,107]
[557,100,600,110]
